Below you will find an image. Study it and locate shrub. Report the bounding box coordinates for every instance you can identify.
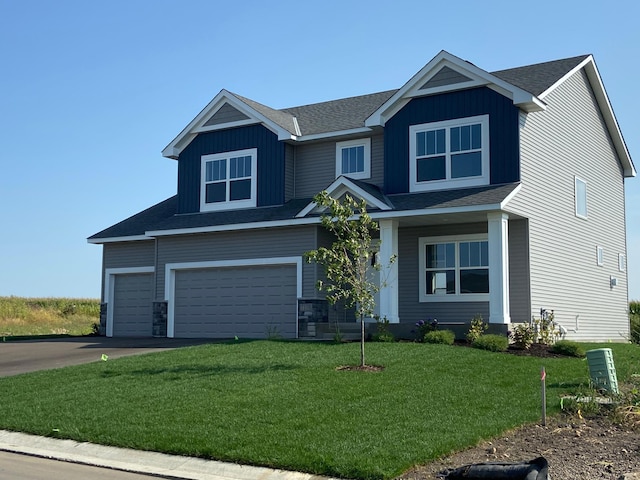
[630,302,640,344]
[510,323,535,350]
[472,334,509,352]
[423,330,455,345]
[533,309,560,345]
[372,317,395,342]
[466,315,487,343]
[413,318,438,342]
[551,340,585,357]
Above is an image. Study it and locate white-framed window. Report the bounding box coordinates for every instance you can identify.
[575,177,588,219]
[409,115,490,192]
[419,234,490,302]
[200,148,257,212]
[596,246,604,266]
[335,138,371,180]
[619,253,626,272]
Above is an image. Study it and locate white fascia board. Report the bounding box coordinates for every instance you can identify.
[499,183,523,208]
[296,127,373,142]
[146,216,320,238]
[295,176,391,218]
[541,56,635,178]
[366,51,545,127]
[369,203,503,221]
[161,89,297,159]
[87,235,153,244]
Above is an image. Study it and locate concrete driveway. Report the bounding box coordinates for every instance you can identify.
[0,337,215,377]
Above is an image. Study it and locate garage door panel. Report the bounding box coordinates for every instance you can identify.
[113,273,153,337]
[173,264,297,339]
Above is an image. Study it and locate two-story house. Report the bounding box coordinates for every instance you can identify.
[88,50,635,341]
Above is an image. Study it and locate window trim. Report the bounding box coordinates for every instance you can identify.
[200,148,257,212]
[409,115,490,192]
[618,253,626,272]
[575,176,588,219]
[419,234,490,303]
[596,246,604,267]
[335,138,371,180]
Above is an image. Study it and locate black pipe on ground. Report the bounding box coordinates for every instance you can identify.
[443,456,548,479]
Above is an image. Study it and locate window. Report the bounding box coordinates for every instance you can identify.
[596,246,604,266]
[419,235,489,302]
[575,177,587,218]
[336,138,371,180]
[410,115,489,192]
[200,148,257,211]
[619,254,626,272]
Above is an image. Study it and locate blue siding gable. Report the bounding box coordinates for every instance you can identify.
[384,87,520,194]
[177,125,285,214]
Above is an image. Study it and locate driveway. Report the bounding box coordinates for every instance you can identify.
[0,337,215,377]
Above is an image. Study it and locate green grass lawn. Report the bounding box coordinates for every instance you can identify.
[0,341,637,479]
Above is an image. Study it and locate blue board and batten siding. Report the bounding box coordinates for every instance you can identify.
[384,87,520,194]
[176,125,285,213]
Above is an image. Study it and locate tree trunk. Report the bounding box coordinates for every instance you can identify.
[360,313,365,367]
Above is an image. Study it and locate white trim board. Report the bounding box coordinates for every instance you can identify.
[164,256,303,338]
[104,266,155,337]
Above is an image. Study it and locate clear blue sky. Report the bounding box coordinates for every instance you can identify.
[1,0,638,300]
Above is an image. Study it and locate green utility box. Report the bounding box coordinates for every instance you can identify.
[586,348,619,394]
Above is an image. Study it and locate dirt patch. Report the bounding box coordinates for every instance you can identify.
[397,415,640,479]
[336,364,384,372]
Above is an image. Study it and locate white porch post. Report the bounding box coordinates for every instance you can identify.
[487,212,511,324]
[378,219,399,323]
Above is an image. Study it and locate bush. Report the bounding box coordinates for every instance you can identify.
[630,303,640,344]
[423,330,455,345]
[372,318,395,342]
[466,315,488,343]
[413,318,438,342]
[551,340,585,358]
[510,323,534,350]
[472,334,509,352]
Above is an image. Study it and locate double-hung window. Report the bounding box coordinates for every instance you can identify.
[419,235,490,302]
[409,115,489,192]
[335,138,371,180]
[200,148,257,211]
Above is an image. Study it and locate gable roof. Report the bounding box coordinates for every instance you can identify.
[160,51,633,177]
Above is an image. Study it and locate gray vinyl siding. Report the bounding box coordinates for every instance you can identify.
[102,241,156,301]
[203,103,250,126]
[155,226,318,300]
[506,69,628,340]
[294,134,384,198]
[398,223,489,324]
[508,219,531,323]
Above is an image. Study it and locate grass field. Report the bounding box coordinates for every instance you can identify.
[0,340,637,479]
[0,296,100,338]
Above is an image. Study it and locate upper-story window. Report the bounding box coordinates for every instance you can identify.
[575,176,588,219]
[200,148,257,212]
[409,115,490,192]
[335,138,371,180]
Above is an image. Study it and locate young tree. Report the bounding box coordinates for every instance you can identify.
[304,191,393,367]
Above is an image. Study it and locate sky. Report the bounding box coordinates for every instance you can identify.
[0,0,639,300]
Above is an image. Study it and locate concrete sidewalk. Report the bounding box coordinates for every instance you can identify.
[0,430,334,480]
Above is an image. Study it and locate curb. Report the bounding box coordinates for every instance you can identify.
[0,430,333,480]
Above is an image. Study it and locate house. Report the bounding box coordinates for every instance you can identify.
[88,50,635,341]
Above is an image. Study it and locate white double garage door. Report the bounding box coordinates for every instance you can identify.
[107,258,301,338]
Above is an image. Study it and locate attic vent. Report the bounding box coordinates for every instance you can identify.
[203,103,250,126]
[420,66,473,90]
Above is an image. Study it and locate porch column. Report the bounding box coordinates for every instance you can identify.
[487,212,511,324]
[378,219,399,323]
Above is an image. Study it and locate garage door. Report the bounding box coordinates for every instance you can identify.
[173,264,297,339]
[112,273,154,337]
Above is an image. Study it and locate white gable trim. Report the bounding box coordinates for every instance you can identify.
[162,90,296,159]
[366,50,545,128]
[540,56,635,178]
[88,235,153,244]
[295,176,392,218]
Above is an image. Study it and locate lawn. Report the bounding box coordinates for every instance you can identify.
[0,341,637,479]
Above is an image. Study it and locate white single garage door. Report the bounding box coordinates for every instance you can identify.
[173,264,297,339]
[112,273,154,337]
